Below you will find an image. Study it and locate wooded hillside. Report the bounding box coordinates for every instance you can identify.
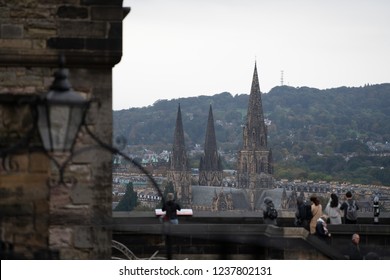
[114,84,390,185]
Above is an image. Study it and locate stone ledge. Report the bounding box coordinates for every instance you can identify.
[81,0,123,5]
[0,51,123,67]
[113,224,349,260]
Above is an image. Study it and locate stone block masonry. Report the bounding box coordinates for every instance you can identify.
[0,1,130,67]
[1,0,128,259]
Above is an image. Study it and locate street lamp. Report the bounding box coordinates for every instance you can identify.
[37,56,89,153]
[0,55,162,199]
[0,55,168,258]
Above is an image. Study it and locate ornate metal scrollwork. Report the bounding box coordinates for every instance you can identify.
[0,94,40,172]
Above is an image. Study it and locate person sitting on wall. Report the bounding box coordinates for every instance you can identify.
[315,215,331,244]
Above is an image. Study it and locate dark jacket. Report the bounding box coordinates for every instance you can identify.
[315,218,330,240]
[348,243,363,260]
[162,200,181,220]
[295,200,311,230]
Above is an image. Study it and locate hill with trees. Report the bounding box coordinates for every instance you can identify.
[113,84,390,186]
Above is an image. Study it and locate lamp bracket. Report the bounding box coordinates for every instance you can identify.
[0,94,42,171]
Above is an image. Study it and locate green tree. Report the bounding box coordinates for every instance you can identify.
[157,181,176,208]
[114,182,138,211]
[163,181,176,199]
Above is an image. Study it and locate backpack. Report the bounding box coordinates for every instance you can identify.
[346,200,358,221]
[266,204,278,219]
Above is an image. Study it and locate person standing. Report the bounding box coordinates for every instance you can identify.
[294,197,311,230]
[309,195,323,234]
[348,233,363,260]
[162,193,181,224]
[340,191,359,224]
[373,195,380,224]
[325,193,342,225]
[262,197,278,225]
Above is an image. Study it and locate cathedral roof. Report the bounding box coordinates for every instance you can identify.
[190,185,287,211]
[191,185,251,210]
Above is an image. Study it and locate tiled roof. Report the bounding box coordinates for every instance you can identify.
[191,185,290,211]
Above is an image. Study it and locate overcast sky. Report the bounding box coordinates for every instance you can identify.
[113,0,390,110]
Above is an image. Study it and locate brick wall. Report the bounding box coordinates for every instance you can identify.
[0,0,128,259]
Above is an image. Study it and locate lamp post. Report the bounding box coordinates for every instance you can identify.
[37,56,89,153]
[1,55,163,196]
[34,56,90,186]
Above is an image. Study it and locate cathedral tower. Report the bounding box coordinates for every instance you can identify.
[167,104,192,206]
[237,63,274,195]
[199,105,223,186]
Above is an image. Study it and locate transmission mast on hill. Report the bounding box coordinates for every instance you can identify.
[280,70,284,86]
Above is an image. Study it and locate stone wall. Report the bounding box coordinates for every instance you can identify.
[112,214,390,260]
[0,0,128,259]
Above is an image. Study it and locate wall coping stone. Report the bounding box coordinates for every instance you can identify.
[0,51,123,67]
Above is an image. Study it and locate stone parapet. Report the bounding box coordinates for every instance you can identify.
[112,217,390,260]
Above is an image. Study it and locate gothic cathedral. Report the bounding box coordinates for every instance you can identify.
[168,63,274,211]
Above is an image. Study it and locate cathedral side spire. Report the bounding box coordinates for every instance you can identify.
[199,104,223,186]
[203,104,219,170]
[170,103,189,171]
[168,104,192,206]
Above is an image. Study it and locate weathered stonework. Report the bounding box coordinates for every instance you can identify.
[199,105,223,187]
[1,0,128,259]
[167,105,192,207]
[237,63,274,196]
[1,24,24,38]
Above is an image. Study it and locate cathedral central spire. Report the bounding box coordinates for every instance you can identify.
[245,62,267,149]
[237,63,273,193]
[251,62,260,94]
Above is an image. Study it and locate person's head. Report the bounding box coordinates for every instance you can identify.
[296,196,304,206]
[346,191,353,199]
[352,233,360,245]
[330,193,339,207]
[264,197,273,205]
[167,193,174,201]
[310,195,319,205]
